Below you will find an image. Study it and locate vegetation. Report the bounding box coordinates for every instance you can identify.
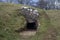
[0,3,60,40]
[46,10,60,40]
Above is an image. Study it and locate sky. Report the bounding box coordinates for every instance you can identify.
[33,0,38,2]
[2,0,38,2]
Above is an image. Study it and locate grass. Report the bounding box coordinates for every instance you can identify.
[0,3,60,40]
[46,10,60,40]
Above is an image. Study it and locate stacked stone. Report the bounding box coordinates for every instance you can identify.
[20,6,39,23]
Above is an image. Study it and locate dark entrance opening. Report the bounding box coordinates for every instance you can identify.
[15,21,38,32]
[26,21,37,30]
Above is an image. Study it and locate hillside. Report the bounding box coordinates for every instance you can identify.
[46,10,60,40]
[0,3,60,40]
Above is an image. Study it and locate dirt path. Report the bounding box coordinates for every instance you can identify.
[20,30,37,38]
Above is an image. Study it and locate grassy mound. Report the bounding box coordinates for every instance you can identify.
[0,3,59,40]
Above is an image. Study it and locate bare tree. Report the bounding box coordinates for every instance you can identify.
[37,0,48,9]
[6,0,13,3]
[18,0,24,4]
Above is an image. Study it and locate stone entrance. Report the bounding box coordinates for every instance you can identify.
[15,7,39,36]
[26,21,38,30]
